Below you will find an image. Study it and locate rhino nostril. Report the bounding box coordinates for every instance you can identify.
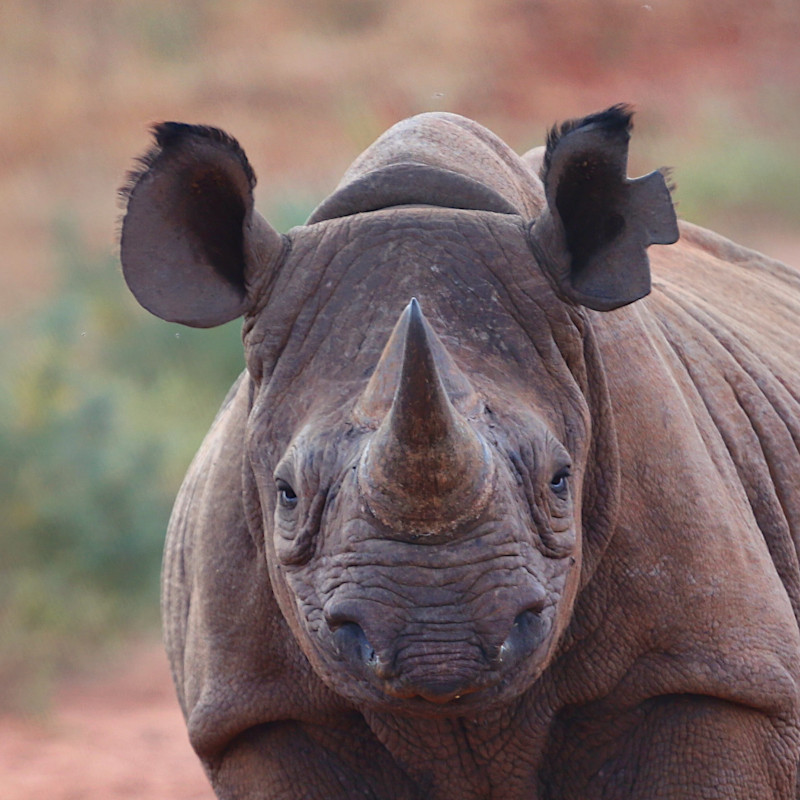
[324,607,354,632]
[513,608,542,631]
[326,611,384,674]
[522,584,547,615]
[497,608,549,664]
[331,619,373,658]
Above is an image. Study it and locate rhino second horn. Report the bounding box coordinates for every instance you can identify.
[358,299,494,534]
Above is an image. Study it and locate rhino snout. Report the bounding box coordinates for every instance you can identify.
[323,590,551,706]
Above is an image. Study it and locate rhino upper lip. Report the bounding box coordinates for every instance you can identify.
[325,602,555,712]
[380,679,483,705]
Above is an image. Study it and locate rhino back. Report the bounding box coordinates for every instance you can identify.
[528,225,800,796]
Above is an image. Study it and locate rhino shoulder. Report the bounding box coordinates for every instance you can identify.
[162,371,347,767]
[162,370,253,712]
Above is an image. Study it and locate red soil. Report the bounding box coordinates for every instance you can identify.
[0,643,214,800]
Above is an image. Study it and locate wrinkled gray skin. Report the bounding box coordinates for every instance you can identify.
[120,107,800,799]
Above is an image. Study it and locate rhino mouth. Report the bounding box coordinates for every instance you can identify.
[307,163,520,224]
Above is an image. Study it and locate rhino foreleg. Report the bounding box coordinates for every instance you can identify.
[542,694,798,799]
[208,720,420,800]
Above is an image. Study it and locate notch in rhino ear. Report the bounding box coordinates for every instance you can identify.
[529,105,679,311]
[119,123,285,327]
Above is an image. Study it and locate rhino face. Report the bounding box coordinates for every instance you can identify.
[119,106,677,716]
[248,296,584,713]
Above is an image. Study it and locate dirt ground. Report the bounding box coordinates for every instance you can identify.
[0,642,214,800]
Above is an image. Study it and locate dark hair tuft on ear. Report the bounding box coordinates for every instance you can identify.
[153,123,257,190]
[542,104,634,181]
[118,122,256,216]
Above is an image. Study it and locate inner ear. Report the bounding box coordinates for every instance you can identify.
[555,155,628,278]
[177,160,248,293]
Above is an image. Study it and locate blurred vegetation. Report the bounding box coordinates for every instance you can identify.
[665,101,800,236]
[0,219,246,712]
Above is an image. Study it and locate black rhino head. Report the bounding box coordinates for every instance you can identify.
[120,106,677,714]
[257,294,582,712]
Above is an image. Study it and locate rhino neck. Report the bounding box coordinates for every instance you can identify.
[566,309,622,589]
[361,699,541,798]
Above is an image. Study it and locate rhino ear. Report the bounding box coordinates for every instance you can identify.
[529,105,679,312]
[119,123,285,327]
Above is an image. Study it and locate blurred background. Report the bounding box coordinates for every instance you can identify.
[1,0,798,794]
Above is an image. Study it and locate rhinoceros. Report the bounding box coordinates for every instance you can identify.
[119,106,800,799]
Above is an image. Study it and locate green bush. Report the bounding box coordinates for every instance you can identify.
[0,221,244,711]
[639,100,800,237]
[676,134,800,233]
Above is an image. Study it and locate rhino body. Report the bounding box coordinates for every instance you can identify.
[120,108,800,799]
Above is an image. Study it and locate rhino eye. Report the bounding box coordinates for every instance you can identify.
[549,467,570,496]
[276,479,298,510]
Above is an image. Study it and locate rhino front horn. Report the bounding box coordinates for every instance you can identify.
[358,299,494,534]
